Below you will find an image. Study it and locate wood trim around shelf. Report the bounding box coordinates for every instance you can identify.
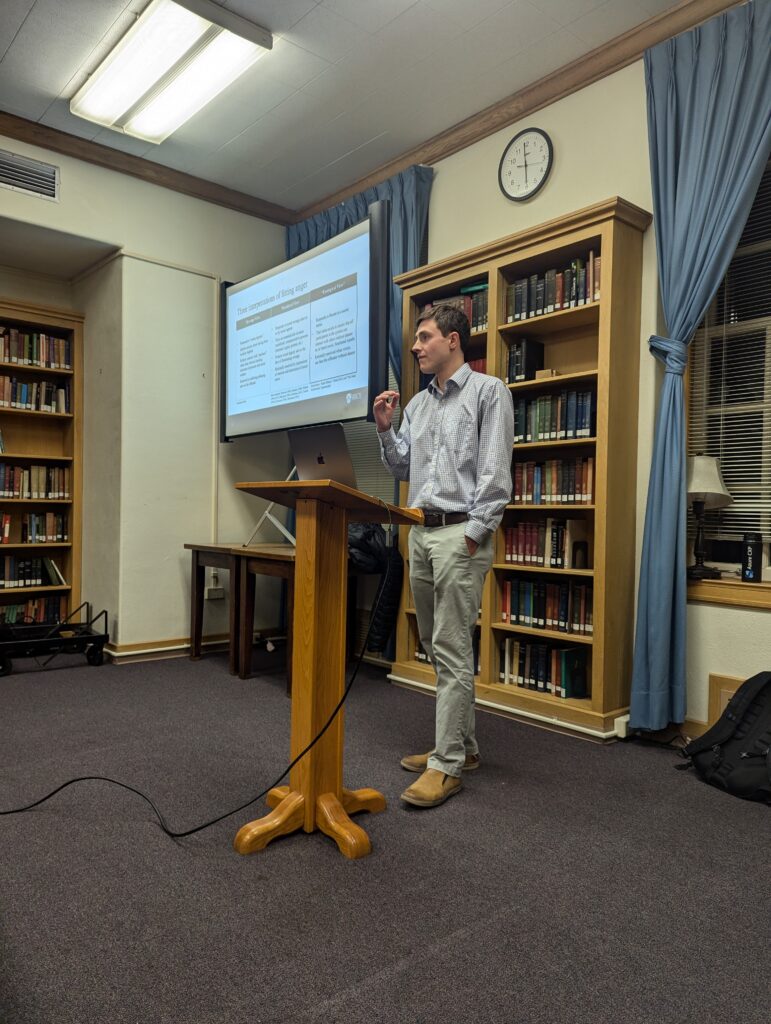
[396,199,651,288]
[493,563,594,576]
[0,362,74,376]
[491,622,593,644]
[508,370,598,393]
[687,577,771,610]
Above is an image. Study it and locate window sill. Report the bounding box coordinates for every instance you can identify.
[687,577,771,610]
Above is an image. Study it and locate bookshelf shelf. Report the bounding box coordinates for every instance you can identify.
[0,452,73,462]
[391,197,650,737]
[498,301,600,337]
[0,300,82,624]
[0,585,70,595]
[0,408,73,420]
[482,679,591,708]
[493,563,594,577]
[0,361,73,376]
[513,437,597,450]
[491,622,593,644]
[508,369,598,393]
[0,499,72,505]
[1,542,71,549]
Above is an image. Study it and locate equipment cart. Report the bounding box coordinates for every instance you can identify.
[0,604,108,676]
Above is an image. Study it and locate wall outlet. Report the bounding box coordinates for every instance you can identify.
[205,586,224,600]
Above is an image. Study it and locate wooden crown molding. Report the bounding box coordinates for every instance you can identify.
[0,0,744,225]
[0,112,296,226]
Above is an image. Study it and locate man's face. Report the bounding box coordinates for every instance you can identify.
[411,318,458,377]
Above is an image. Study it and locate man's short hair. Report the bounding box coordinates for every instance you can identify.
[416,303,471,355]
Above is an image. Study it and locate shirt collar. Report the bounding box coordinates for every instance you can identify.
[427,361,472,396]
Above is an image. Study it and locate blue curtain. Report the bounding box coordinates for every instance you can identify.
[286,164,433,387]
[630,0,771,731]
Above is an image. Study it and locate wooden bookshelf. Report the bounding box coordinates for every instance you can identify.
[390,198,651,738]
[0,300,82,625]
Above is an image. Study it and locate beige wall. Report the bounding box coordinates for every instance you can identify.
[0,133,287,648]
[426,59,764,726]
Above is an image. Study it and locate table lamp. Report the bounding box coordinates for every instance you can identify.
[687,455,733,580]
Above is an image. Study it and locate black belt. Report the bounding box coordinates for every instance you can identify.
[419,511,469,528]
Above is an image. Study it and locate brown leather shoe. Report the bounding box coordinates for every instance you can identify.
[400,768,462,808]
[400,750,481,773]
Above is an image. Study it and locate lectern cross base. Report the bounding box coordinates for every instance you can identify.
[233,785,386,860]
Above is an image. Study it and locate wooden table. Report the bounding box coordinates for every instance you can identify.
[233,543,296,691]
[185,542,295,680]
[185,543,243,675]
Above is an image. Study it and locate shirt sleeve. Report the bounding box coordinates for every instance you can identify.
[378,407,412,481]
[466,379,514,544]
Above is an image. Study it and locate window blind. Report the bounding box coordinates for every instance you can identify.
[688,160,771,542]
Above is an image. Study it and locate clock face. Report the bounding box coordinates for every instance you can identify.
[498,128,553,201]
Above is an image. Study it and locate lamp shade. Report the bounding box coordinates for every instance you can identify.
[687,455,733,509]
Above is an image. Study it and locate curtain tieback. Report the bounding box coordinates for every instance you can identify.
[649,334,687,375]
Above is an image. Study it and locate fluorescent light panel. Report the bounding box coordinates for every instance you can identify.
[70,0,271,144]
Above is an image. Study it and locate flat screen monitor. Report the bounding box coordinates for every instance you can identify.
[221,199,390,441]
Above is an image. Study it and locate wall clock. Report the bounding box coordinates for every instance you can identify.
[498,128,553,201]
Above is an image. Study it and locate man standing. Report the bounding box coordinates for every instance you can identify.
[374,303,514,808]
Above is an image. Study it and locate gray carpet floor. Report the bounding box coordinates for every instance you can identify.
[1,652,769,1024]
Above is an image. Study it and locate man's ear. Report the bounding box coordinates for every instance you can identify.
[448,331,460,349]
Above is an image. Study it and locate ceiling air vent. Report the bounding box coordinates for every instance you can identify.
[0,149,59,201]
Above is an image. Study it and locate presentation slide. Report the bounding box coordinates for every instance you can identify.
[225,223,370,435]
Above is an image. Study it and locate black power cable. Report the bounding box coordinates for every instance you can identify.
[1,505,395,840]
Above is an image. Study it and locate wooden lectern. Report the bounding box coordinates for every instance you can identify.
[233,480,422,860]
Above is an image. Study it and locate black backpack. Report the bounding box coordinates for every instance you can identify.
[679,671,771,804]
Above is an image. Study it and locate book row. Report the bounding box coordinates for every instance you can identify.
[0,555,67,588]
[423,284,489,333]
[512,457,595,505]
[505,338,544,383]
[502,518,591,569]
[0,463,71,500]
[0,376,71,413]
[0,326,72,370]
[500,578,593,635]
[513,389,596,444]
[499,638,589,698]
[1,512,69,544]
[503,251,601,322]
[0,595,68,625]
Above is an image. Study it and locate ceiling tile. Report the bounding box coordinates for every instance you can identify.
[319,0,417,34]
[224,0,319,35]
[468,0,554,68]
[282,4,370,62]
[569,0,652,47]
[526,0,608,27]
[39,97,103,140]
[422,0,516,31]
[31,0,129,42]
[90,127,155,158]
[265,37,331,89]
[0,0,36,61]
[486,25,590,96]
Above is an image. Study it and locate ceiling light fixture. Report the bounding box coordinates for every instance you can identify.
[70,0,272,144]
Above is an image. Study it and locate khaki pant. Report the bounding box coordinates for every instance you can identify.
[408,522,493,777]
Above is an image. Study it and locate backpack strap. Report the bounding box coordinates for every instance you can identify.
[682,671,771,761]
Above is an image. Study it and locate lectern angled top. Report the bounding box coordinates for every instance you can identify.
[236,479,423,527]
